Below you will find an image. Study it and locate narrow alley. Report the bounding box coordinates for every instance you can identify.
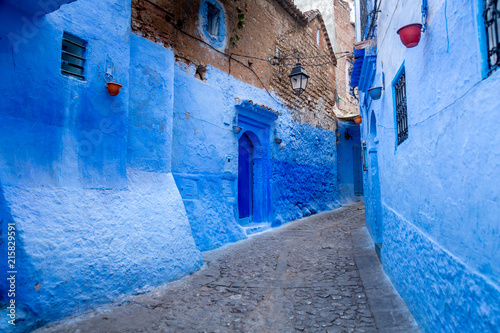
[36,203,419,333]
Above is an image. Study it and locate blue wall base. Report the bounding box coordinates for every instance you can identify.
[0,171,202,331]
[382,204,500,333]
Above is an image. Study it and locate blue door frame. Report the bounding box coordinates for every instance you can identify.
[235,100,277,224]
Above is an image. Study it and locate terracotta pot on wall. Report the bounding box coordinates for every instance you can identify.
[397,23,423,48]
[107,82,122,96]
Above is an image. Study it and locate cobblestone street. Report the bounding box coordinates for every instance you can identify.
[37,203,419,333]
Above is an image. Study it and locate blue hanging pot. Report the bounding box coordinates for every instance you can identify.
[368,86,383,100]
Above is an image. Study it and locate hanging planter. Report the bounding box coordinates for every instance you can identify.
[368,86,383,100]
[107,82,122,96]
[354,116,362,124]
[233,126,243,134]
[397,23,423,48]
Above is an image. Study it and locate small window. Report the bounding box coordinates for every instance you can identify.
[483,0,500,74]
[316,28,320,45]
[61,32,87,80]
[200,0,226,49]
[206,3,220,36]
[393,66,408,145]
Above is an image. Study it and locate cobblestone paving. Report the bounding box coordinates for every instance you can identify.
[37,202,419,333]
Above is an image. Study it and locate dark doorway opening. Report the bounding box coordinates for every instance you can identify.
[238,133,253,221]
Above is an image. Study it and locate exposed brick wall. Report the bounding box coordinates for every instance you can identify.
[131,0,337,131]
[333,0,358,115]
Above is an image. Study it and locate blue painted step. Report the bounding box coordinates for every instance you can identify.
[241,222,271,236]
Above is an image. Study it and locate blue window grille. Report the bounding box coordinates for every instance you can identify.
[61,32,87,80]
[483,0,500,74]
[393,66,408,145]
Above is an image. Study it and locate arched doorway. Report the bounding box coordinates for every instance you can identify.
[238,133,253,222]
[235,100,276,226]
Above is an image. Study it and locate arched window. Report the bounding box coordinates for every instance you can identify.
[199,0,226,49]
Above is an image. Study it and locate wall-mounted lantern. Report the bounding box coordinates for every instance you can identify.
[288,62,309,95]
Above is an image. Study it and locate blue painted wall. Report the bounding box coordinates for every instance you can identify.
[0,0,341,329]
[359,0,500,331]
[0,1,202,331]
[271,114,339,226]
[171,65,246,251]
[172,63,339,249]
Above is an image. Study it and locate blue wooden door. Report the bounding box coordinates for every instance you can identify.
[353,145,363,196]
[238,134,253,219]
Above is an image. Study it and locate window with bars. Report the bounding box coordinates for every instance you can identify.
[61,32,87,80]
[483,0,500,74]
[393,66,408,145]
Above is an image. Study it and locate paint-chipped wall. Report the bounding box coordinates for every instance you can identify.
[361,0,500,331]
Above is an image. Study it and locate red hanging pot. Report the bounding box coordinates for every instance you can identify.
[397,23,422,48]
[107,82,122,96]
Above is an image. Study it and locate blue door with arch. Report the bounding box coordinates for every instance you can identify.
[238,133,253,221]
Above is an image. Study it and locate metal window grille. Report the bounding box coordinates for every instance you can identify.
[484,0,500,74]
[61,32,87,80]
[394,68,408,145]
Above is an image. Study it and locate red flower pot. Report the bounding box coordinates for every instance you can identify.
[107,82,122,96]
[397,23,422,48]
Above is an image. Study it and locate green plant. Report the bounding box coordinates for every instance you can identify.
[229,0,247,47]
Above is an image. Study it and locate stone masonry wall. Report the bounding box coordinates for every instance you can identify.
[334,0,357,115]
[131,0,337,130]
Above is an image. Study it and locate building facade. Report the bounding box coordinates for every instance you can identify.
[294,0,358,116]
[351,0,500,331]
[0,0,341,330]
[293,0,362,204]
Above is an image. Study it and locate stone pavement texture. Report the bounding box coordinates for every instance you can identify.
[36,202,420,333]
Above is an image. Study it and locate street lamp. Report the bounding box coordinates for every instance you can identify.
[288,62,309,95]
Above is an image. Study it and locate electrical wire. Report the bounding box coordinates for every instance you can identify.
[140,0,348,115]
